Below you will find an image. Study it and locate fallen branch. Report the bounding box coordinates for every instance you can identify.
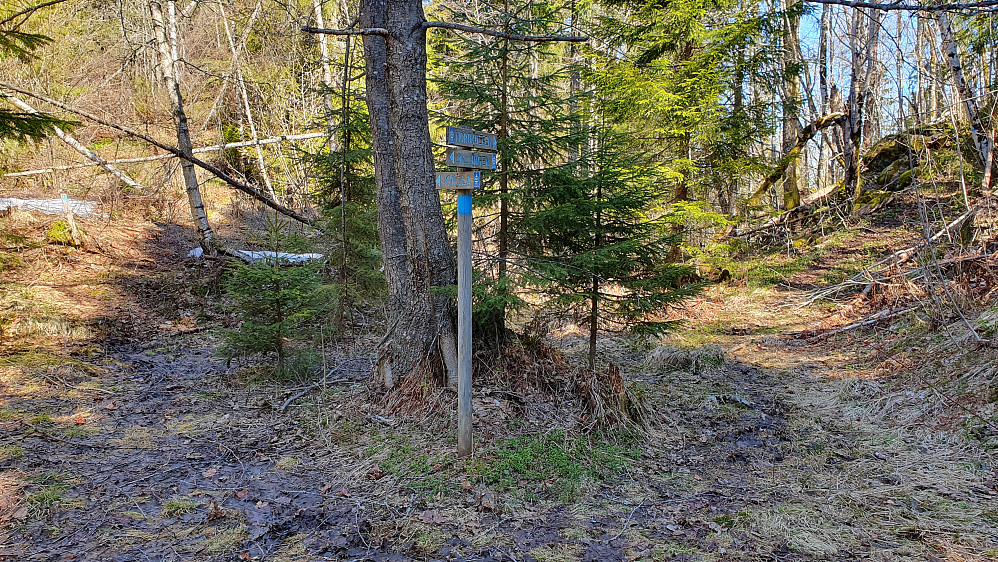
[2,92,144,190]
[3,132,326,177]
[0,81,318,229]
[807,306,919,341]
[803,208,978,303]
[747,113,847,208]
[279,366,346,413]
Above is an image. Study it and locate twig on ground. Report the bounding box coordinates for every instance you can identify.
[807,306,920,341]
[278,366,346,413]
[608,498,645,542]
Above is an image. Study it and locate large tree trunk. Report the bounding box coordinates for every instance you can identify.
[938,11,994,191]
[360,0,458,389]
[150,0,214,248]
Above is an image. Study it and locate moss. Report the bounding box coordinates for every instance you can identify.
[45,220,77,245]
[162,498,198,517]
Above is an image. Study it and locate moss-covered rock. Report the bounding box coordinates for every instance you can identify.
[45,220,83,245]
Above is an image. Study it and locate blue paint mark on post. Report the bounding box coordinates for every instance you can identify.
[457,194,472,215]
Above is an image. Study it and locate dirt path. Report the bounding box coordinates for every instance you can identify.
[3,323,995,561]
[1,216,995,560]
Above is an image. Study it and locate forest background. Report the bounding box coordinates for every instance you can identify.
[1,0,998,558]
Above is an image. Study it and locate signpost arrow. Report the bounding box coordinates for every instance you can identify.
[435,171,482,190]
[446,148,497,171]
[446,126,498,151]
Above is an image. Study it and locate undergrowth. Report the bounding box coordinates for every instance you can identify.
[475,430,637,501]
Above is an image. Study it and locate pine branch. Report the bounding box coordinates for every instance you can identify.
[804,0,998,12]
[0,81,318,229]
[0,0,71,27]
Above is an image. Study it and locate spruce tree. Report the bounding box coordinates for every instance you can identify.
[428,0,584,343]
[522,130,701,368]
[221,216,324,376]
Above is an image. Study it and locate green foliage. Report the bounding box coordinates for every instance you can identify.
[221,217,326,374]
[481,431,635,501]
[429,0,584,337]
[0,30,76,143]
[310,51,384,311]
[522,131,701,347]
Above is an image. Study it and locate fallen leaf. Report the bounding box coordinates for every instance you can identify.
[238,550,256,560]
[319,483,333,494]
[235,489,249,500]
[366,465,384,480]
[335,488,351,498]
[207,499,226,520]
[102,401,117,410]
[13,505,28,520]
[419,509,446,524]
[201,467,218,478]
[461,480,473,491]
[73,414,86,425]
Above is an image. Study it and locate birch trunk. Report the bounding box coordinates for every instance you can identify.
[938,11,994,191]
[220,0,277,201]
[151,0,213,248]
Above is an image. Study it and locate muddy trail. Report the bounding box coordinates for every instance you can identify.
[4,323,994,561]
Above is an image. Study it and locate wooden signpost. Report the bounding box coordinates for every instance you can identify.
[436,126,495,458]
[435,171,481,190]
[445,148,497,171]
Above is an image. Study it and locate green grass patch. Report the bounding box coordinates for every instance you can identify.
[27,472,75,517]
[0,445,25,463]
[476,431,636,501]
[162,498,198,517]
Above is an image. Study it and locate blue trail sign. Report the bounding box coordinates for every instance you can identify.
[435,171,482,190]
[446,126,498,151]
[446,148,497,171]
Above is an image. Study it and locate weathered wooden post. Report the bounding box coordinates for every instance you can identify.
[437,126,496,457]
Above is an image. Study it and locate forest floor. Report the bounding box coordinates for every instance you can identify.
[1,200,998,561]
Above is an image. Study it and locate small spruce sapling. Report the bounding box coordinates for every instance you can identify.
[221,216,324,376]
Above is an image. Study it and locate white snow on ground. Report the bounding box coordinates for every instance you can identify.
[0,198,97,217]
[186,247,324,264]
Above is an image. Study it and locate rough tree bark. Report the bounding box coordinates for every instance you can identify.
[150,0,214,248]
[360,0,458,389]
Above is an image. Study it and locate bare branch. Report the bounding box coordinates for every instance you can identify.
[302,23,589,42]
[804,0,998,12]
[301,25,388,36]
[423,21,589,42]
[0,82,318,229]
[0,0,70,27]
